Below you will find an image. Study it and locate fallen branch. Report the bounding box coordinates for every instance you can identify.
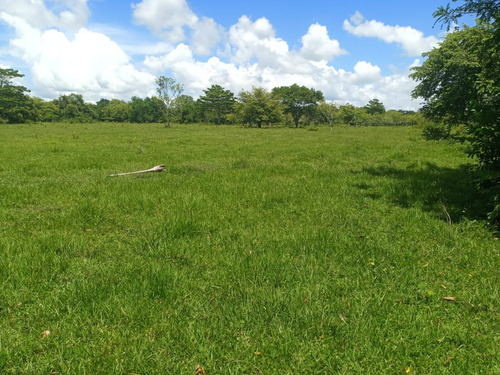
[109,164,166,177]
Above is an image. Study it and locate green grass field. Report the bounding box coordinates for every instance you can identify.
[1,123,499,374]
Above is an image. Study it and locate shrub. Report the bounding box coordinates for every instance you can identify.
[422,122,451,140]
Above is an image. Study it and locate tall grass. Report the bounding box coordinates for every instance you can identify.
[1,123,499,374]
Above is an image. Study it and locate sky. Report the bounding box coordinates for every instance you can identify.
[0,0,450,110]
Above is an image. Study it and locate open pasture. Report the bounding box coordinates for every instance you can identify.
[0,123,499,374]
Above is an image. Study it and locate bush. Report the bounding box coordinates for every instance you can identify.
[422,122,450,140]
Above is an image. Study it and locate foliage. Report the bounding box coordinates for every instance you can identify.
[433,0,500,29]
[272,84,324,127]
[237,87,283,128]
[198,84,236,124]
[94,98,110,121]
[100,99,131,122]
[0,68,35,123]
[33,98,60,122]
[54,93,95,122]
[317,101,339,129]
[412,0,500,225]
[174,95,201,124]
[364,98,386,115]
[421,122,452,140]
[129,96,165,123]
[412,5,500,169]
[337,103,364,126]
[155,76,184,128]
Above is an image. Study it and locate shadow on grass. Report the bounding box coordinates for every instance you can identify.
[355,162,495,223]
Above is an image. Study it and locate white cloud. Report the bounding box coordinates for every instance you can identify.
[228,16,289,67]
[1,12,156,101]
[301,23,347,61]
[131,0,223,54]
[190,16,225,56]
[352,61,381,83]
[132,0,198,42]
[0,0,89,30]
[343,11,439,56]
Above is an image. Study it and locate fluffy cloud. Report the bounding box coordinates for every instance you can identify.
[132,0,197,42]
[228,16,289,67]
[190,16,225,56]
[343,11,439,56]
[132,0,223,53]
[0,0,89,30]
[301,23,347,61]
[352,61,381,83]
[1,12,156,100]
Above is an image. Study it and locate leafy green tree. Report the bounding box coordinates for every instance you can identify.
[272,84,324,127]
[237,87,282,128]
[411,22,499,168]
[338,104,366,126]
[129,96,164,123]
[318,101,339,129]
[199,84,235,124]
[174,95,200,123]
[433,0,500,29]
[156,76,183,127]
[0,68,35,123]
[99,99,130,122]
[33,98,60,122]
[364,99,386,115]
[95,99,110,121]
[412,0,500,224]
[55,93,95,122]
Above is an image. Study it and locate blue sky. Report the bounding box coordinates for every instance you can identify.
[0,0,450,109]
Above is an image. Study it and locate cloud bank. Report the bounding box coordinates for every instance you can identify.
[0,0,439,109]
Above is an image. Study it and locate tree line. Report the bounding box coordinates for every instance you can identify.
[0,68,420,127]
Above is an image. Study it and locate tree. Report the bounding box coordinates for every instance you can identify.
[412,0,500,225]
[364,99,386,115]
[433,0,500,30]
[411,17,500,168]
[0,68,35,123]
[95,98,110,121]
[237,87,282,128]
[33,98,60,122]
[198,84,235,124]
[129,96,165,123]
[156,76,183,127]
[338,104,366,126]
[272,84,324,127]
[55,93,95,122]
[173,95,200,124]
[317,101,339,129]
[101,99,131,122]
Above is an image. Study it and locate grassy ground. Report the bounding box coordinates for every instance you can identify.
[0,123,499,374]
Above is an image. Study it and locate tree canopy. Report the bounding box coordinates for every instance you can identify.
[0,68,34,123]
[411,1,500,169]
[156,76,183,128]
[272,84,324,127]
[198,85,235,125]
[433,0,500,29]
[237,87,282,128]
[364,99,386,115]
